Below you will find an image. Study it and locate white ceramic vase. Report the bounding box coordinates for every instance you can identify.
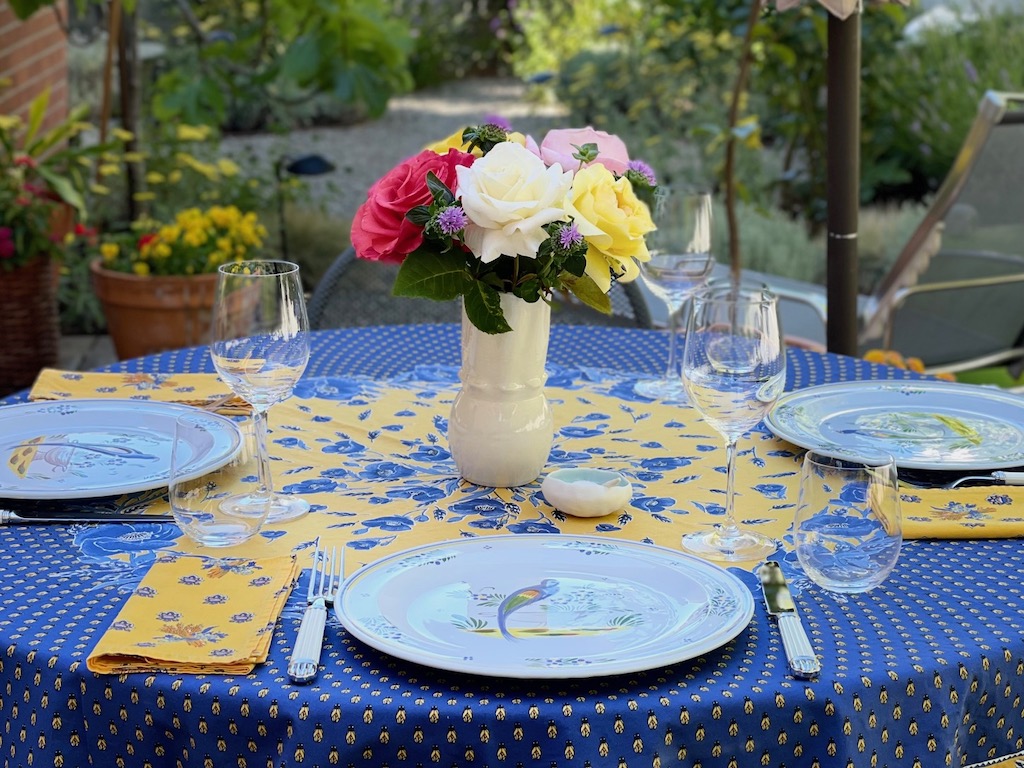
[448,293,553,487]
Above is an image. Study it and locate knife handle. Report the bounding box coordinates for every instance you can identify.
[777,613,820,678]
[288,597,327,684]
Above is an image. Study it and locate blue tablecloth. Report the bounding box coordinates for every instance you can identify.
[2,325,1021,768]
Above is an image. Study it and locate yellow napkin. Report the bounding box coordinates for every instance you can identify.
[88,553,299,675]
[29,368,248,412]
[901,485,1024,539]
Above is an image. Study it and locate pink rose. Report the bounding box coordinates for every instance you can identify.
[540,127,630,176]
[351,149,475,264]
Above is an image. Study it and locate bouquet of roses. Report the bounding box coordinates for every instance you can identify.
[350,124,658,333]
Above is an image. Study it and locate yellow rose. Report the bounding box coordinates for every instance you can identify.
[564,165,655,292]
[424,127,483,157]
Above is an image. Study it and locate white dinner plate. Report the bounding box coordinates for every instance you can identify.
[336,535,754,679]
[766,380,1024,470]
[0,399,242,500]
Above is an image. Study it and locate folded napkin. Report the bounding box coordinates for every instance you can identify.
[901,485,1024,539]
[29,368,248,412]
[88,553,299,675]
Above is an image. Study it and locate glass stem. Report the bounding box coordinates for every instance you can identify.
[663,302,680,381]
[252,407,275,498]
[721,437,741,535]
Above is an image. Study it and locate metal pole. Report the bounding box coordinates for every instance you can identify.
[826,12,861,356]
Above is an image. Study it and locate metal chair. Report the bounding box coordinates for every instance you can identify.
[764,89,1024,375]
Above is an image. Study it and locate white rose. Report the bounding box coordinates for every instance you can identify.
[456,142,573,264]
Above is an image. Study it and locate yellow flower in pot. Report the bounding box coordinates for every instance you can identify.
[89,205,269,359]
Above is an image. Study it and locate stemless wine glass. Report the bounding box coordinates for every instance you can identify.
[680,282,787,561]
[169,413,269,547]
[794,451,903,593]
[210,260,311,523]
[634,190,716,400]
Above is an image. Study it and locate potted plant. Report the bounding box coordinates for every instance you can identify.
[88,204,270,359]
[0,86,115,393]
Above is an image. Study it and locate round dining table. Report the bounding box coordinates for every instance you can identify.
[1,324,1021,768]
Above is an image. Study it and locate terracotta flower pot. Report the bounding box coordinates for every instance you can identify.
[90,259,219,360]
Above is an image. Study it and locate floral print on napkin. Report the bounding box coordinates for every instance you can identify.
[87,553,299,674]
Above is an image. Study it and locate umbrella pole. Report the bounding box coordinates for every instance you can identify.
[826,11,861,356]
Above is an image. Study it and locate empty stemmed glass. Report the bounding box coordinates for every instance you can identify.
[210,260,311,523]
[634,191,715,400]
[680,282,786,561]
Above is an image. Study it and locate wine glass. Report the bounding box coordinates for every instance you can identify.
[680,282,786,561]
[634,191,715,400]
[794,451,902,592]
[210,260,311,523]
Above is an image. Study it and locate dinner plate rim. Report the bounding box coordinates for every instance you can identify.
[0,398,242,500]
[766,380,1024,470]
[335,534,755,679]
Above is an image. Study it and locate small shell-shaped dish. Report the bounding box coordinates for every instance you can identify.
[541,468,632,518]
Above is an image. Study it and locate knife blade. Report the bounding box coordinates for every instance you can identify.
[0,509,174,525]
[759,561,820,679]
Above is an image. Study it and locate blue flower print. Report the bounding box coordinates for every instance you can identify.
[468,516,506,530]
[204,595,228,604]
[559,425,604,439]
[547,448,594,465]
[364,515,415,532]
[210,648,234,657]
[112,620,134,631]
[836,482,869,506]
[800,512,882,538]
[753,483,787,500]
[407,444,452,462]
[73,523,182,563]
[179,575,202,585]
[506,519,559,534]
[293,377,368,401]
[281,478,339,494]
[900,493,921,504]
[275,436,308,450]
[135,586,157,598]
[349,536,396,550]
[387,485,447,504]
[157,611,182,621]
[320,468,352,479]
[359,461,417,481]
[449,498,507,520]
[631,496,675,515]
[606,380,651,403]
[323,439,365,455]
[230,613,255,623]
[250,576,272,586]
[988,494,1012,505]
[639,457,692,472]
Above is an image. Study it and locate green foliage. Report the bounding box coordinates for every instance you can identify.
[389,0,520,87]
[149,0,414,132]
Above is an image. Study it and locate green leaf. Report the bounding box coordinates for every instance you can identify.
[463,284,512,334]
[565,273,612,315]
[392,250,469,301]
[280,34,322,86]
[406,205,432,226]
[425,172,455,206]
[35,167,85,215]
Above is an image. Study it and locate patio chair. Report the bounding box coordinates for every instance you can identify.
[762,89,1024,375]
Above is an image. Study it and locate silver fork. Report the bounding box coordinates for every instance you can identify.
[287,543,342,684]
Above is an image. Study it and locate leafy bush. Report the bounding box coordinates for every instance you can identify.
[149,0,414,132]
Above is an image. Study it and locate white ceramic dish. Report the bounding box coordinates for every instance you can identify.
[336,535,754,678]
[541,468,632,518]
[766,380,1024,470]
[0,399,242,499]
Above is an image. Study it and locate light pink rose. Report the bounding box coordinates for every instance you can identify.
[540,127,630,176]
[351,149,475,264]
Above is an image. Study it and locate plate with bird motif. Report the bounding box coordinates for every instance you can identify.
[766,380,1024,470]
[0,399,242,500]
[335,535,754,678]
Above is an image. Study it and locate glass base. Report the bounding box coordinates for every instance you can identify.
[681,526,776,562]
[268,494,310,523]
[634,377,689,402]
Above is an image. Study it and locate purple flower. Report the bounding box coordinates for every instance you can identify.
[559,223,582,249]
[627,159,656,186]
[437,206,468,235]
[963,59,978,84]
[482,113,512,131]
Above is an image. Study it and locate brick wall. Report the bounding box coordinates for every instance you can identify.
[0,1,69,130]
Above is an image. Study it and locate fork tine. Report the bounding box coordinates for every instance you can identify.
[306,541,322,602]
[327,546,340,602]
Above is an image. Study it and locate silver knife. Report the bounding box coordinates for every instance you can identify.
[0,509,174,525]
[759,561,820,679]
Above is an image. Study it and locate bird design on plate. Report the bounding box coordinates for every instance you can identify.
[496,578,559,640]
